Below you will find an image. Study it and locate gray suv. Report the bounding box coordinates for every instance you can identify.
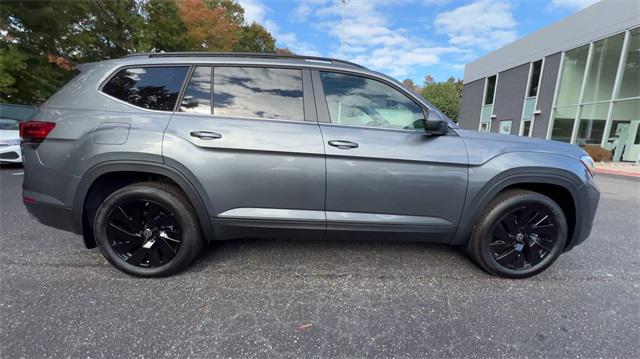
[20,53,600,278]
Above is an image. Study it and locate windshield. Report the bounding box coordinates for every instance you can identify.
[0,119,19,130]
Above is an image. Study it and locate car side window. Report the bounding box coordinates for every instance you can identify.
[102,66,189,111]
[319,72,425,130]
[213,67,304,121]
[180,66,212,114]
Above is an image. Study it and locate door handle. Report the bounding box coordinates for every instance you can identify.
[190,131,222,140]
[328,140,359,150]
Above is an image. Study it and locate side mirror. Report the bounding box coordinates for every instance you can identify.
[423,109,448,135]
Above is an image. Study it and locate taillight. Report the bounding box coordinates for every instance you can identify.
[19,121,56,143]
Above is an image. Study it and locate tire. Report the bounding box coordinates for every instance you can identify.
[94,181,204,277]
[467,189,568,278]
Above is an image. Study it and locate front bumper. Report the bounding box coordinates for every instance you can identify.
[0,144,22,163]
[565,176,600,251]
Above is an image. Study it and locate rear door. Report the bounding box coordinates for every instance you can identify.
[164,65,326,240]
[312,70,468,242]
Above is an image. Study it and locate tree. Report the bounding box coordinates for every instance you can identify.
[421,76,463,122]
[143,0,190,52]
[234,23,276,53]
[175,0,240,51]
[276,48,295,55]
[402,79,418,93]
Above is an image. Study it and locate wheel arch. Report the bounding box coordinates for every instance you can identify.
[73,161,215,248]
[452,168,585,250]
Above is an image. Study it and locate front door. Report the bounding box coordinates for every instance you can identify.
[164,66,326,239]
[312,70,468,242]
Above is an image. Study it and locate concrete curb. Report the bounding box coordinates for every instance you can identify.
[596,168,640,178]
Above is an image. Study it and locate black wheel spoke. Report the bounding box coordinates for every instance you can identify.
[108,223,141,243]
[495,248,518,266]
[489,240,511,253]
[494,224,511,242]
[526,244,543,266]
[502,213,519,233]
[149,247,161,267]
[513,253,525,268]
[126,247,148,266]
[531,223,555,236]
[106,199,182,268]
[112,238,143,254]
[157,237,177,258]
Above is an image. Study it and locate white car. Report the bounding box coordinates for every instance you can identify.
[0,119,22,163]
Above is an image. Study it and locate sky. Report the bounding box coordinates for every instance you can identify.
[235,0,601,83]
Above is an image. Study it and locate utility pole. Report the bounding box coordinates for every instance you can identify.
[340,0,347,58]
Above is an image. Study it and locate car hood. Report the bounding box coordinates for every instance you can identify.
[455,129,587,166]
[0,130,19,141]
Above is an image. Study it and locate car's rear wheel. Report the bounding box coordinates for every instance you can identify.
[94,182,203,277]
[467,189,568,278]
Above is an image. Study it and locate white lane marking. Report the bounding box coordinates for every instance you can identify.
[12,172,24,176]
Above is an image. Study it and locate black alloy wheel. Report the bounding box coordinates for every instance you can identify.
[94,182,203,277]
[467,189,568,278]
[106,200,182,268]
[489,203,557,270]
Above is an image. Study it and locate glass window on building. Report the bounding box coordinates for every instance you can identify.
[551,106,577,142]
[522,119,532,136]
[555,44,590,107]
[617,27,640,100]
[528,60,543,98]
[484,75,497,105]
[582,33,625,103]
[499,120,512,134]
[576,103,610,145]
[606,99,639,145]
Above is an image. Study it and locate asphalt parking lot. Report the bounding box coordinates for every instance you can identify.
[1,164,639,358]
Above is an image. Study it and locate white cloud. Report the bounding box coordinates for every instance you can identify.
[548,0,600,10]
[290,0,461,78]
[236,0,320,55]
[236,0,268,24]
[435,0,517,51]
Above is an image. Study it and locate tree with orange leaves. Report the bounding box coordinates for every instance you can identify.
[176,0,239,51]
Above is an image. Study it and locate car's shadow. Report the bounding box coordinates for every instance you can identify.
[184,237,481,278]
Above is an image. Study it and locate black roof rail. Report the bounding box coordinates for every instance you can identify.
[121,52,367,69]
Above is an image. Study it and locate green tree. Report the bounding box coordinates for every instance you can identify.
[421,76,463,122]
[143,0,190,52]
[234,23,276,53]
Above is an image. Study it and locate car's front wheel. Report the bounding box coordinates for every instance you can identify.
[467,189,568,278]
[94,182,203,277]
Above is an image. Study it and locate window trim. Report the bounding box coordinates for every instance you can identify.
[311,69,429,133]
[98,64,192,113]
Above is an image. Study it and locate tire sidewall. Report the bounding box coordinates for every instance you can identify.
[477,193,568,278]
[94,184,199,277]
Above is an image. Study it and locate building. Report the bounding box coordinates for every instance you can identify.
[459,0,640,162]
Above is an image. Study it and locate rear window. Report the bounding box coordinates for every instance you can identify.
[213,67,303,121]
[102,66,189,111]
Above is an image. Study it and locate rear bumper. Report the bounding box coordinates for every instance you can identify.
[24,200,76,233]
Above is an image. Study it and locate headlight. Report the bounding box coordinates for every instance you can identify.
[0,139,21,146]
[581,155,596,177]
